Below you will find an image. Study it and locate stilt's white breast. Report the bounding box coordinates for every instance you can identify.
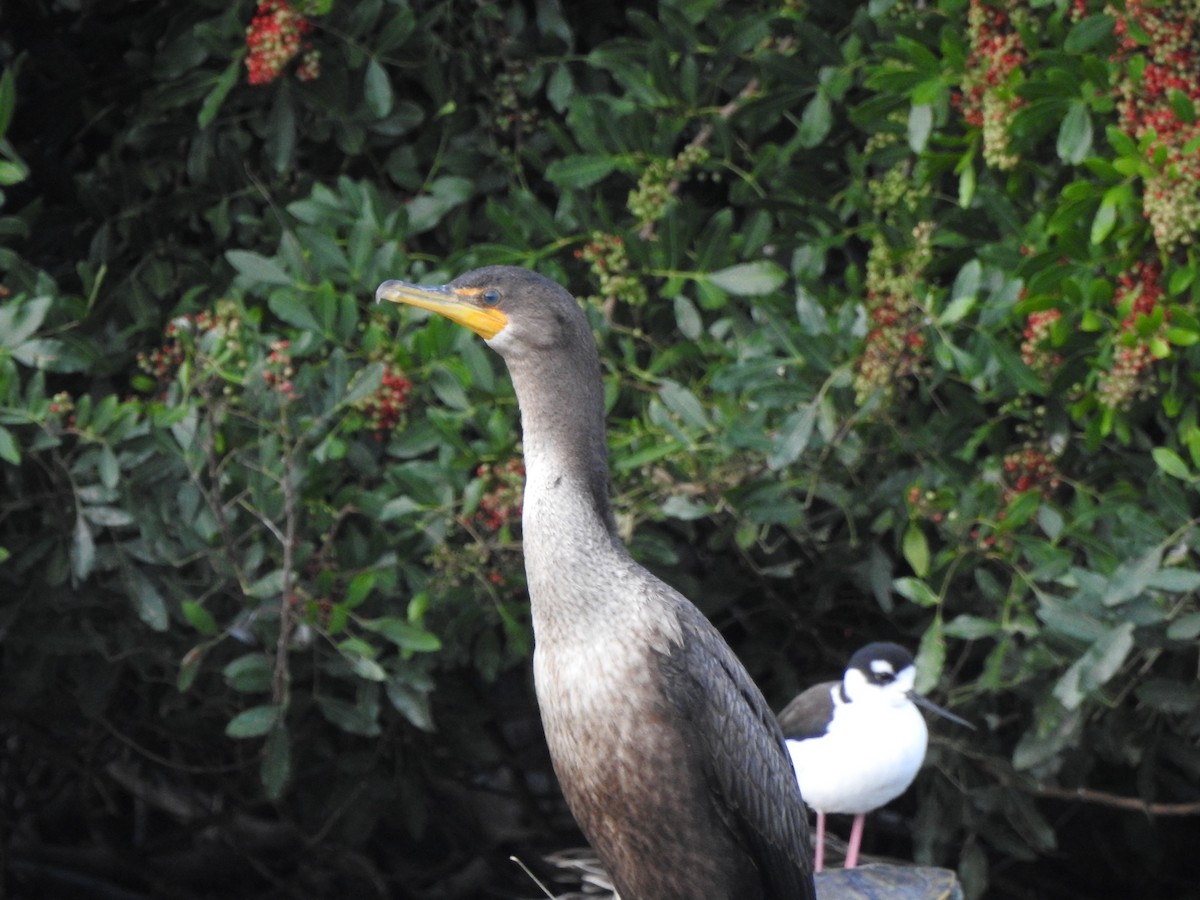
[787,692,929,815]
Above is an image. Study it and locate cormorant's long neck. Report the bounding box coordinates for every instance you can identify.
[506,347,628,625]
[508,347,616,533]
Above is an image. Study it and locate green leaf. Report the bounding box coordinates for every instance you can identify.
[246,569,286,599]
[958,159,976,208]
[266,90,296,173]
[894,576,939,607]
[661,495,711,520]
[345,570,377,608]
[364,59,394,118]
[1148,569,1200,592]
[129,570,169,632]
[1090,200,1117,244]
[1052,622,1135,710]
[908,103,932,153]
[268,293,322,332]
[227,250,293,287]
[658,380,710,430]
[1169,89,1195,125]
[1101,547,1162,606]
[71,515,95,582]
[544,154,616,188]
[0,67,16,139]
[197,59,240,128]
[406,176,474,233]
[1167,612,1200,641]
[386,678,435,732]
[945,259,981,321]
[177,645,207,693]
[338,639,387,681]
[316,696,381,736]
[546,64,574,112]
[224,653,273,692]
[1064,14,1115,53]
[359,616,442,652]
[98,444,119,489]
[767,406,816,471]
[181,600,218,635]
[1056,102,1093,164]
[0,295,51,349]
[340,362,384,408]
[225,704,281,739]
[0,159,29,186]
[1152,446,1191,480]
[707,261,787,296]
[903,522,930,578]
[944,614,1003,640]
[0,425,19,465]
[261,723,291,800]
[673,295,702,341]
[797,91,832,148]
[1038,504,1064,540]
[914,615,945,694]
[1168,266,1196,296]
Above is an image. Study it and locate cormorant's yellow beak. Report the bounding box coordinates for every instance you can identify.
[375,280,508,340]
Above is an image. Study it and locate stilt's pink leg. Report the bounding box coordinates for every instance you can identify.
[844,813,865,869]
[814,811,826,873]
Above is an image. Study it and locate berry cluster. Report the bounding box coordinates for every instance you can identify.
[288,591,333,630]
[262,339,297,400]
[137,304,249,401]
[1097,261,1168,410]
[427,538,517,595]
[867,159,927,213]
[627,143,710,227]
[490,63,539,140]
[1001,443,1062,502]
[1020,309,1064,379]
[295,48,321,83]
[471,459,525,533]
[956,1,1028,170]
[575,232,647,308]
[46,391,76,430]
[853,222,934,404]
[245,0,318,86]
[906,485,955,527]
[357,364,413,438]
[138,311,219,385]
[1110,1,1200,251]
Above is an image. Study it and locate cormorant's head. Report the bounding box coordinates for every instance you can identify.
[376,265,587,361]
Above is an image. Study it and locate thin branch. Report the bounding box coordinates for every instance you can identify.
[974,751,1200,817]
[272,445,298,707]
[1027,782,1200,817]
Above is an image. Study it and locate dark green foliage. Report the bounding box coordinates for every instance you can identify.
[1,0,1198,897]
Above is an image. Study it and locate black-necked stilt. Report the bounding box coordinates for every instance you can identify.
[778,642,973,872]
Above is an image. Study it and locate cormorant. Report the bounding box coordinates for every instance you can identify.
[378,266,815,900]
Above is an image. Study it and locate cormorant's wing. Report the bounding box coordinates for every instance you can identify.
[663,602,817,900]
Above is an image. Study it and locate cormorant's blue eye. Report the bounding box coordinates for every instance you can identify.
[481,289,501,306]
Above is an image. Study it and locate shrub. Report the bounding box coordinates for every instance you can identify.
[1,1,1197,896]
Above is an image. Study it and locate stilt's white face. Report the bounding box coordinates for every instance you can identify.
[842,657,917,707]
